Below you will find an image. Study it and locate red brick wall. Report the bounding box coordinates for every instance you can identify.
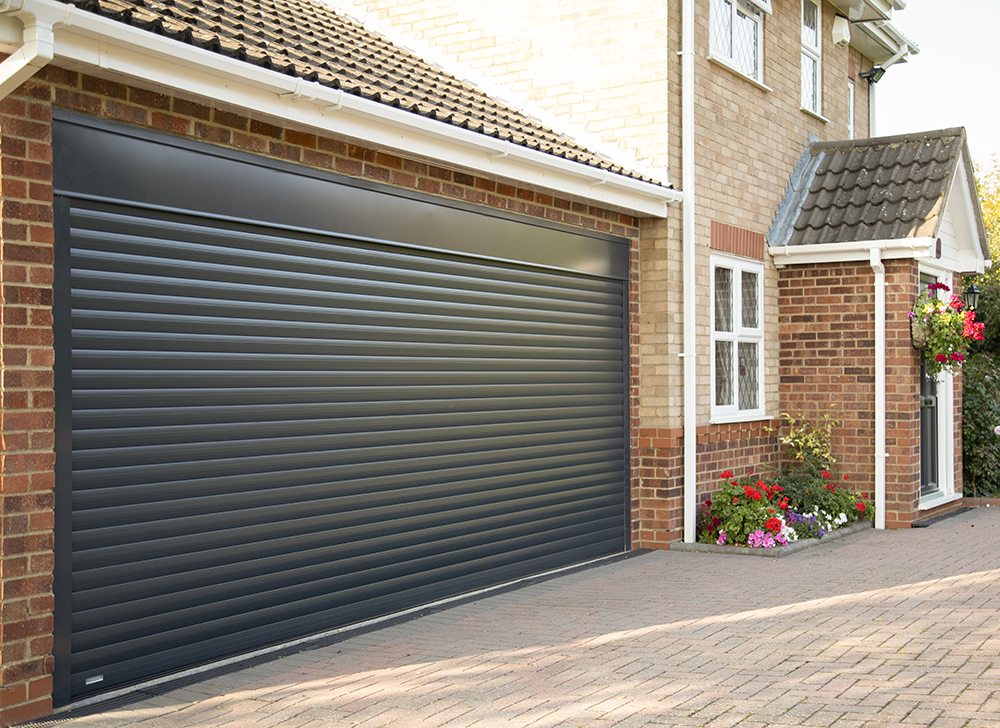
[0,67,640,726]
[776,258,966,529]
[0,79,57,727]
[885,261,920,527]
[779,261,878,493]
[634,421,779,548]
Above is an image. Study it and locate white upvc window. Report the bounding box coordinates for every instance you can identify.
[711,256,764,421]
[847,80,855,139]
[801,0,822,114]
[710,0,765,83]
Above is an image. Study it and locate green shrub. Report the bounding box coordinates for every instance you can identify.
[962,351,1000,496]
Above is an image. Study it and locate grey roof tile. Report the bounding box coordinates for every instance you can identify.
[785,128,971,246]
[59,0,663,186]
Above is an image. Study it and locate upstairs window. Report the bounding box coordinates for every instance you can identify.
[710,0,765,83]
[712,256,764,421]
[801,0,822,114]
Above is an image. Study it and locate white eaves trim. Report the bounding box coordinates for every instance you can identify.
[0,0,680,218]
[769,237,937,267]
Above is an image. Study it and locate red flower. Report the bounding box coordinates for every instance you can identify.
[856,502,866,512]
[765,517,782,533]
[768,509,775,514]
[825,483,836,493]
[778,498,789,510]
[951,353,965,362]
[733,497,739,503]
[720,470,733,479]
[712,516,721,525]
[822,471,831,479]
[843,475,849,480]
[743,485,762,501]
[936,353,948,363]
[705,499,712,508]
[772,485,783,493]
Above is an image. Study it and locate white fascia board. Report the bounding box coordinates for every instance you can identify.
[14,0,679,218]
[769,237,937,267]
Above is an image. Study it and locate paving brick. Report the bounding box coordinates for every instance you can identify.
[32,509,1000,728]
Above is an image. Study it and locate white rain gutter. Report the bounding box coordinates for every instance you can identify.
[0,0,61,97]
[769,237,936,267]
[769,237,940,530]
[681,0,696,542]
[0,0,680,218]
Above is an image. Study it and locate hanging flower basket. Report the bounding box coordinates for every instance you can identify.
[910,316,930,350]
[908,282,985,376]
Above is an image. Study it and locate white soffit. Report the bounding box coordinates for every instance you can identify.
[0,2,679,218]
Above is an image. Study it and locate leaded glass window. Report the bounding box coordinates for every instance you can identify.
[741,270,758,328]
[715,267,733,333]
[712,256,764,420]
[716,341,734,407]
[801,0,821,113]
[738,342,759,410]
[710,0,763,83]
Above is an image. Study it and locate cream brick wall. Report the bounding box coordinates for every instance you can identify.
[338,0,672,176]
[345,0,881,431]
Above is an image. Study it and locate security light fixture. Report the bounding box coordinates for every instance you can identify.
[964,282,981,311]
[859,66,886,84]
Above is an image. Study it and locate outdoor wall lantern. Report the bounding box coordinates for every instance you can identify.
[859,66,886,84]
[964,282,981,311]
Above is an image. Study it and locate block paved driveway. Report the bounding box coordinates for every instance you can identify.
[39,507,1000,728]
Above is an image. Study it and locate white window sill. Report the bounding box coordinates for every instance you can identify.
[707,54,772,93]
[800,106,830,124]
[919,491,962,511]
[709,412,772,425]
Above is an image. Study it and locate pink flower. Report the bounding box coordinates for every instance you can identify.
[994,426,1000,436]
[951,353,965,362]
[949,295,964,310]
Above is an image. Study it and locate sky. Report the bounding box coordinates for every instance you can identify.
[876,0,1000,169]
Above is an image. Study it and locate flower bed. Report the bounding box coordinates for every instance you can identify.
[671,519,871,558]
[694,468,874,553]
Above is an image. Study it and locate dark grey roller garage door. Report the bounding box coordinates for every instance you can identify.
[52,113,629,705]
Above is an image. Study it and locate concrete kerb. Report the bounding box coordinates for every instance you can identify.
[668,519,872,557]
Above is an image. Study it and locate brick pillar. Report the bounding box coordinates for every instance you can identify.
[0,80,57,728]
[884,260,920,528]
